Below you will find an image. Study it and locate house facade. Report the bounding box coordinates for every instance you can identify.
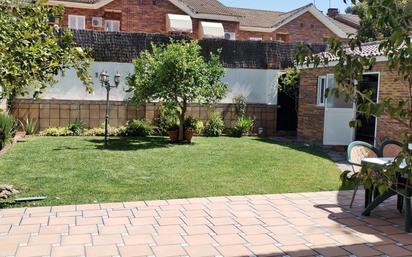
[297,42,410,146]
[49,0,358,43]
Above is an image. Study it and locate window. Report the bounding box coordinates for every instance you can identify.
[276,33,289,42]
[249,37,263,41]
[68,15,85,30]
[317,76,326,106]
[105,20,120,32]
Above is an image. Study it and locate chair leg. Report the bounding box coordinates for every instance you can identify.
[398,195,404,213]
[405,188,411,233]
[362,190,397,216]
[350,184,359,208]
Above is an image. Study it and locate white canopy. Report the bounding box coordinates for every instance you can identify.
[166,14,193,33]
[199,21,225,39]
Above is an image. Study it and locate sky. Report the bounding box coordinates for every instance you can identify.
[218,0,351,13]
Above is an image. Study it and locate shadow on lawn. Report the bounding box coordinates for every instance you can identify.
[86,136,179,151]
[253,137,332,160]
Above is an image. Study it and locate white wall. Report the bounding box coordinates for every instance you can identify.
[0,98,6,112]
[20,62,280,105]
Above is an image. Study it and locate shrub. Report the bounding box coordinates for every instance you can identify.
[41,127,73,136]
[204,112,225,137]
[233,95,247,117]
[184,116,203,134]
[19,118,38,135]
[67,120,84,136]
[0,112,17,149]
[156,104,179,134]
[125,119,154,137]
[232,116,255,137]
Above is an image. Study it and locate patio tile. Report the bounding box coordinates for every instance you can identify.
[69,224,98,235]
[86,245,119,257]
[119,245,153,257]
[51,245,85,257]
[183,225,213,235]
[184,244,220,257]
[216,244,253,257]
[92,234,124,245]
[154,233,185,245]
[183,234,216,246]
[16,245,51,257]
[9,224,40,235]
[152,244,187,257]
[29,233,61,245]
[213,233,246,245]
[248,244,284,256]
[342,244,383,256]
[61,234,92,245]
[2,191,412,257]
[123,234,154,245]
[373,244,412,256]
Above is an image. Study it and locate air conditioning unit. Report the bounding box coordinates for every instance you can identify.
[92,17,103,27]
[224,32,236,41]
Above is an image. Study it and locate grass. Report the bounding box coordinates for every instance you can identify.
[0,136,343,206]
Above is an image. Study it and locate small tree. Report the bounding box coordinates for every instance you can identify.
[276,67,300,113]
[127,40,228,141]
[0,0,93,107]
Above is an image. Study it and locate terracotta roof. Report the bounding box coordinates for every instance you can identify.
[327,16,358,35]
[227,7,284,28]
[176,0,241,17]
[321,41,383,61]
[335,14,361,26]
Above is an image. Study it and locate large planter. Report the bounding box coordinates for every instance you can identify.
[185,130,194,143]
[167,130,179,143]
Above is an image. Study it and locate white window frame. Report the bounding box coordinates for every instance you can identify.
[249,37,263,41]
[105,20,120,32]
[68,15,86,30]
[317,76,327,106]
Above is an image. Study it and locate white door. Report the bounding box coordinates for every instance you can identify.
[323,74,356,145]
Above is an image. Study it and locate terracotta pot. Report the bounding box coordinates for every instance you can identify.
[185,130,194,143]
[167,130,179,142]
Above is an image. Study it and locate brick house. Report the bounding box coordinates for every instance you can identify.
[48,0,358,43]
[297,42,410,146]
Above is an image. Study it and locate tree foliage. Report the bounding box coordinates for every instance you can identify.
[0,0,93,103]
[127,40,227,141]
[277,67,300,112]
[297,0,412,194]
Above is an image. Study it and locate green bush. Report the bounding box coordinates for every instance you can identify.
[232,116,255,137]
[125,119,154,137]
[184,116,203,134]
[19,117,38,135]
[0,112,17,149]
[41,127,73,136]
[156,104,179,134]
[204,112,225,137]
[67,120,84,136]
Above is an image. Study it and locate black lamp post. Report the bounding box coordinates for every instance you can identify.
[99,71,121,147]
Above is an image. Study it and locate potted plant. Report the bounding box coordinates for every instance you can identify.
[184,116,201,143]
[167,124,180,142]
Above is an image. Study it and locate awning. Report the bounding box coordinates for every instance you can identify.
[166,14,193,33]
[199,21,225,39]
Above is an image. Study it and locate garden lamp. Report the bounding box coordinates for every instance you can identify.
[99,71,121,148]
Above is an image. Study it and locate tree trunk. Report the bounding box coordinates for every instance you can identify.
[178,112,185,141]
[178,101,187,142]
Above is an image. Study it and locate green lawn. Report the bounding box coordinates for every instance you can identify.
[0,136,342,206]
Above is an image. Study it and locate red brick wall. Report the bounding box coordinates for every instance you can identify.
[60,1,345,43]
[297,62,410,145]
[61,0,240,38]
[12,99,277,136]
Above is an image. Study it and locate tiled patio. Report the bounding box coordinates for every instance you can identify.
[0,190,411,257]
